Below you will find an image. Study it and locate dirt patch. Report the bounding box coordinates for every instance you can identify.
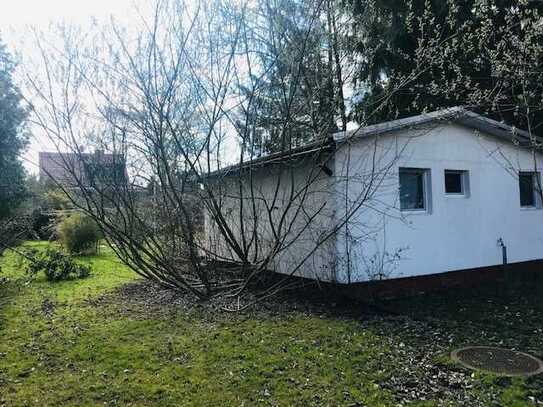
[86,279,364,319]
[40,298,56,317]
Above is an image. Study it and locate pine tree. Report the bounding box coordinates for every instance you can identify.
[346,0,543,132]
[238,0,345,155]
[0,38,28,219]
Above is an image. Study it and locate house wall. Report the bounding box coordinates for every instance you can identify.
[204,155,338,281]
[39,151,126,187]
[333,122,543,283]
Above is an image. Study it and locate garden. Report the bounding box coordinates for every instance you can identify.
[2,1,543,405]
[1,240,542,406]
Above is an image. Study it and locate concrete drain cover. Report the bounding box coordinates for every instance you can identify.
[452,346,543,377]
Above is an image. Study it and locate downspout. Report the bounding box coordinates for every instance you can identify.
[497,237,507,265]
[345,141,352,284]
[497,237,510,288]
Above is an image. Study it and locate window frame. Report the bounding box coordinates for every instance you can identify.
[444,169,470,197]
[519,171,541,209]
[399,167,432,213]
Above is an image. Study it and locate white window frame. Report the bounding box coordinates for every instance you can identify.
[399,167,432,214]
[519,171,542,209]
[444,169,470,198]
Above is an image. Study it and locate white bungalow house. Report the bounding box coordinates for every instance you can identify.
[205,107,543,289]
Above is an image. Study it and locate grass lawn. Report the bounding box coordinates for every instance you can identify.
[1,241,542,406]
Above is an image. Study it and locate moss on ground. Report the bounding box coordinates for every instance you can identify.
[1,241,541,406]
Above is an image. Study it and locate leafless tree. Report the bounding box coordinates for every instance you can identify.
[22,0,451,307]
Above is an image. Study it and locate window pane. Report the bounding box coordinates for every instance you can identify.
[400,169,425,210]
[445,171,463,194]
[519,173,535,207]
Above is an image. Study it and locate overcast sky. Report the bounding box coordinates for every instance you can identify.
[0,1,137,30]
[1,1,143,175]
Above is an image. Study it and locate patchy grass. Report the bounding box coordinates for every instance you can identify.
[0,242,394,406]
[364,279,543,406]
[1,241,542,406]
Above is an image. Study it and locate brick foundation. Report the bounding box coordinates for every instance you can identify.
[341,260,543,300]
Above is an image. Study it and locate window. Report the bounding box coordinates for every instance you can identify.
[519,172,539,208]
[444,170,469,196]
[399,168,430,211]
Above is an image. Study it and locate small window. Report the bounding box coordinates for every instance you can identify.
[444,170,469,196]
[399,168,429,211]
[519,172,539,208]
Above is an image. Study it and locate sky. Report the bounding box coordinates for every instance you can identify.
[0,1,137,29]
[2,0,350,176]
[1,0,142,175]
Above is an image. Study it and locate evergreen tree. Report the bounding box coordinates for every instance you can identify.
[347,0,543,132]
[0,38,28,219]
[239,0,345,155]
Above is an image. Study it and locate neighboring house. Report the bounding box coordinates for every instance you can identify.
[205,107,543,288]
[39,150,126,188]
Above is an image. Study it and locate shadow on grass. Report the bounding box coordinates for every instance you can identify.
[102,272,543,405]
[270,271,543,344]
[381,274,543,343]
[0,279,24,329]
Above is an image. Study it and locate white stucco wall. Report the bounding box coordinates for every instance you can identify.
[204,156,338,281]
[334,122,543,283]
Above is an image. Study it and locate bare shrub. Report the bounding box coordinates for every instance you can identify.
[22,0,452,306]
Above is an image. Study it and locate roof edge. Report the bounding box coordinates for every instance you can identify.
[205,137,334,179]
[333,107,533,144]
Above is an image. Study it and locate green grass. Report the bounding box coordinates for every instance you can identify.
[1,241,542,406]
[1,241,136,301]
[0,242,395,406]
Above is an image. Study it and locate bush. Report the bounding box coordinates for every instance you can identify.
[0,215,31,254]
[57,213,102,254]
[43,189,72,210]
[30,209,59,240]
[23,248,91,282]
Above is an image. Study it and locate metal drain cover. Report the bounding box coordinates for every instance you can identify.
[452,346,543,377]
